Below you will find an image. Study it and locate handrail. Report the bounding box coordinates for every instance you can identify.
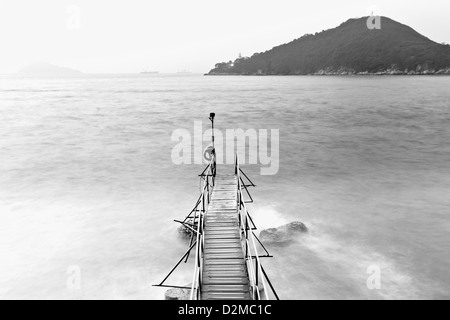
[189,151,216,300]
[235,153,279,300]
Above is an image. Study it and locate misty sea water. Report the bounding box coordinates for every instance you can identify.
[0,74,449,300]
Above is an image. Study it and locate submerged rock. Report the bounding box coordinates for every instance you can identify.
[178,225,192,240]
[259,222,308,244]
[165,288,191,300]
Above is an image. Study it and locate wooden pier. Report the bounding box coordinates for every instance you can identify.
[202,173,251,300]
[155,114,279,300]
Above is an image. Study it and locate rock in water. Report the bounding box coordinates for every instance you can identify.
[178,225,192,240]
[165,288,191,300]
[259,222,308,244]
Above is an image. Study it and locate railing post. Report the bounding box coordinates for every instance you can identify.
[255,260,259,297]
[246,240,248,258]
[206,177,210,204]
[202,190,205,213]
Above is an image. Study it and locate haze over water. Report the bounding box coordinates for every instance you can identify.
[0,74,449,299]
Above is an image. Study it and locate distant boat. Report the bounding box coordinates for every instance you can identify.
[177,70,193,74]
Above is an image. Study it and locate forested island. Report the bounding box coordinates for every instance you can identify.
[207,17,450,76]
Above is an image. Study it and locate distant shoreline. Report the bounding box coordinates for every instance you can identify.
[205,72,450,76]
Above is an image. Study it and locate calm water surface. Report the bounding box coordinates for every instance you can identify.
[0,74,449,299]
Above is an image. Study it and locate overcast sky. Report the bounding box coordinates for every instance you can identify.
[0,0,449,73]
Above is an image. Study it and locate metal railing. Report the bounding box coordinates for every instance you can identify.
[154,151,215,295]
[189,151,216,300]
[235,153,280,300]
[155,150,280,300]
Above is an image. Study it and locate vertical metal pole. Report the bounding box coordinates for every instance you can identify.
[206,178,209,204]
[202,191,205,213]
[212,117,215,149]
[209,113,215,149]
[209,113,216,178]
[255,261,259,300]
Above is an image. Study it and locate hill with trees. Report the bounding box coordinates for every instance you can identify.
[207,17,450,75]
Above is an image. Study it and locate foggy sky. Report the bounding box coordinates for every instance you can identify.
[0,0,449,74]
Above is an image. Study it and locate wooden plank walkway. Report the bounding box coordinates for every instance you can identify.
[201,173,251,300]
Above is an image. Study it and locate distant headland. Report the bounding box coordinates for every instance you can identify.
[206,16,450,76]
[18,62,83,76]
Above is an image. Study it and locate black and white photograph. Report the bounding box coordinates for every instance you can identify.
[1,0,449,304]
